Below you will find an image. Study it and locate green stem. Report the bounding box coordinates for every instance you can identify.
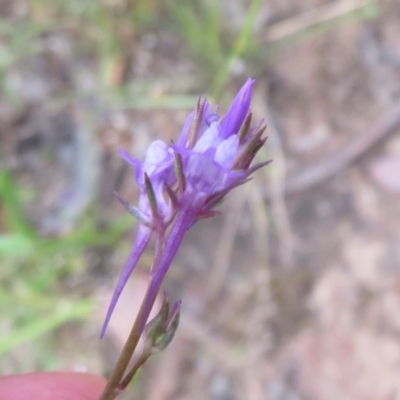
[99,282,159,400]
[99,229,166,400]
[100,203,196,399]
[119,351,151,391]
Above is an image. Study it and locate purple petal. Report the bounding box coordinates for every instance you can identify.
[166,299,182,329]
[139,201,201,332]
[119,148,141,168]
[177,110,195,147]
[143,140,173,176]
[186,152,229,195]
[170,299,182,316]
[178,101,214,147]
[119,148,143,184]
[215,135,239,168]
[206,113,220,126]
[192,124,220,153]
[100,225,152,338]
[219,78,255,139]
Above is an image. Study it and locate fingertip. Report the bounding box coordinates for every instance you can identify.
[0,372,106,400]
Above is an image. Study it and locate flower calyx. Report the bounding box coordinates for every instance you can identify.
[143,292,181,355]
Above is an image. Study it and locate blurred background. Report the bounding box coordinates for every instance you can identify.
[1,0,400,398]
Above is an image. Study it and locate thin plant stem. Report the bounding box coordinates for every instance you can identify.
[99,281,159,400]
[100,228,166,399]
[119,351,151,390]
[100,205,197,399]
[151,229,165,276]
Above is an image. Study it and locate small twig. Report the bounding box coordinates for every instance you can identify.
[253,81,296,261]
[266,102,400,198]
[206,185,249,300]
[261,0,374,43]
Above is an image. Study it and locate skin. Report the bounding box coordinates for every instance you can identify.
[0,372,106,400]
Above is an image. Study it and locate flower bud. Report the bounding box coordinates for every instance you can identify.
[143,293,181,354]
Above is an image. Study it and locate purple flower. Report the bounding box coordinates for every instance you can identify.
[120,140,176,226]
[142,78,270,317]
[101,78,270,337]
[101,141,175,337]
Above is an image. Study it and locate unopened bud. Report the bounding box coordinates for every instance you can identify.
[143,293,181,354]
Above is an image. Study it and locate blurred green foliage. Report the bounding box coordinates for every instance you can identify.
[0,0,380,107]
[0,169,130,368]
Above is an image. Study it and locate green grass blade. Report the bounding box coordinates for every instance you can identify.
[0,170,36,238]
[0,301,94,356]
[211,0,263,98]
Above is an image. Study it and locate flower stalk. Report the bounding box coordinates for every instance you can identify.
[99,78,271,399]
[99,278,159,400]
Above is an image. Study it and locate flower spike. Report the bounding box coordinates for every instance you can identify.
[102,78,271,342]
